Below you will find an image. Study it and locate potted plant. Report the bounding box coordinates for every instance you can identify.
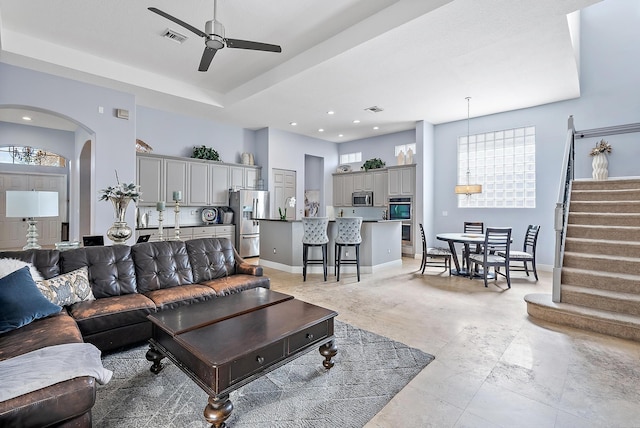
[192,145,220,161]
[361,158,385,171]
[99,171,141,244]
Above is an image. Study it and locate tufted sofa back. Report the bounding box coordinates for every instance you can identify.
[0,249,61,279]
[61,245,137,298]
[131,240,194,293]
[186,237,236,283]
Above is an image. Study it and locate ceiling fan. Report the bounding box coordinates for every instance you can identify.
[148,1,282,72]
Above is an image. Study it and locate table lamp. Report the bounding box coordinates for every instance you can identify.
[5,190,59,249]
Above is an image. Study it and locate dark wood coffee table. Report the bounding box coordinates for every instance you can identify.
[145,288,338,428]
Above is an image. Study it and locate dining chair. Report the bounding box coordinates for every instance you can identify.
[498,225,540,280]
[419,223,451,275]
[462,221,484,270]
[302,217,330,281]
[468,227,512,288]
[335,217,362,282]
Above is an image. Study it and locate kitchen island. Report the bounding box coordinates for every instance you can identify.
[259,219,402,275]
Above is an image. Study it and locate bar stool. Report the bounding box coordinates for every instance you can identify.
[335,217,363,282]
[302,217,329,281]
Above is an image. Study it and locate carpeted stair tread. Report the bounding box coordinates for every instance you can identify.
[572,178,640,191]
[561,284,640,316]
[566,224,640,241]
[561,266,640,285]
[568,212,640,227]
[525,293,640,341]
[571,188,640,202]
[564,237,640,258]
[569,200,640,213]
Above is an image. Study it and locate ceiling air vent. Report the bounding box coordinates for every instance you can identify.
[162,28,188,44]
[364,106,384,113]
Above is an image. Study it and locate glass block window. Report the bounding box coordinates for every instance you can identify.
[458,126,535,208]
[340,152,362,164]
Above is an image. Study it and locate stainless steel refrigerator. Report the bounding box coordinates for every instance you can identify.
[229,190,269,257]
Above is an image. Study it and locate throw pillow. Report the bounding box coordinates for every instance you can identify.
[0,258,44,282]
[35,267,95,307]
[0,266,62,334]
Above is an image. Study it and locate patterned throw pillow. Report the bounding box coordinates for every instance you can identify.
[36,266,95,307]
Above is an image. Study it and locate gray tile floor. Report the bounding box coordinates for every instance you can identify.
[261,257,640,428]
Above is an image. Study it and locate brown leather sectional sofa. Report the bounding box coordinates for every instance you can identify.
[0,237,269,427]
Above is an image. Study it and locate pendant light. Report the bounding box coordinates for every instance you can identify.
[454,97,482,196]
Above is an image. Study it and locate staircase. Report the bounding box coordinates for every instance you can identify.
[525,178,640,341]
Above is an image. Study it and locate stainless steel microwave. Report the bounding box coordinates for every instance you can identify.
[352,191,373,207]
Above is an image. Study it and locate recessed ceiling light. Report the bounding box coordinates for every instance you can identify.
[353,120,360,124]
[318,128,324,132]
[290,122,297,126]
[338,134,344,137]
[327,111,335,115]
[22,116,32,121]
[373,126,379,130]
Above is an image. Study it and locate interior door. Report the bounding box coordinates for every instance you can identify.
[272,168,296,220]
[0,173,67,250]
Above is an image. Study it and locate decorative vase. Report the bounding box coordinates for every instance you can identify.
[107,196,133,244]
[591,152,608,180]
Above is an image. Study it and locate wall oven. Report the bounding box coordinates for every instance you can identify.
[388,197,411,221]
[401,222,412,246]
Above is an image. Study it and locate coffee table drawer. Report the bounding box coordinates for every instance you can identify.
[230,340,285,384]
[289,320,329,354]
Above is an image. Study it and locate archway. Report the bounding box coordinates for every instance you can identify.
[0,106,96,243]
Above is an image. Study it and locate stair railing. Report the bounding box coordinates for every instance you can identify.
[553,118,640,302]
[553,116,575,302]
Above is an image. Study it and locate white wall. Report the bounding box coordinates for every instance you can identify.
[266,128,338,219]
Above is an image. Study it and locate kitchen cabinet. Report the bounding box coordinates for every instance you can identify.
[164,159,188,204]
[373,170,388,207]
[136,155,163,207]
[244,167,259,189]
[353,172,373,192]
[137,154,260,207]
[188,162,209,206]
[332,173,354,207]
[187,162,230,206]
[210,163,230,205]
[388,165,415,196]
[136,225,234,243]
[229,166,244,190]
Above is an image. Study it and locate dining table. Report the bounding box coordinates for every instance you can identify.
[436,232,492,278]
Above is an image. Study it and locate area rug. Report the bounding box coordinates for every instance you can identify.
[93,320,434,427]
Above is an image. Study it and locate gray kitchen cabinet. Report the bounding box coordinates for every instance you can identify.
[136,155,163,206]
[210,163,230,205]
[353,171,374,192]
[229,166,245,190]
[388,165,415,196]
[188,162,209,206]
[332,173,354,207]
[244,167,259,189]
[164,159,188,204]
[373,170,388,207]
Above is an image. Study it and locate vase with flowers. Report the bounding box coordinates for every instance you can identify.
[589,139,612,181]
[99,171,142,244]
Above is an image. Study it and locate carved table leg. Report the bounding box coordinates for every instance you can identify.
[319,340,338,369]
[204,394,233,428]
[146,346,165,374]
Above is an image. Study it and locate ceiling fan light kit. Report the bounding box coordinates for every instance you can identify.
[148,1,282,72]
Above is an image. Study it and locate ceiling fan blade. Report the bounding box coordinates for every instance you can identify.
[148,7,207,38]
[225,38,282,53]
[198,47,217,72]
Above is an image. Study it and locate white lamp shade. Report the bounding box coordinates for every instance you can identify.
[6,191,59,218]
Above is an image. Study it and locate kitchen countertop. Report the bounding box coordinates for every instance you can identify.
[136,224,233,230]
[259,218,401,223]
